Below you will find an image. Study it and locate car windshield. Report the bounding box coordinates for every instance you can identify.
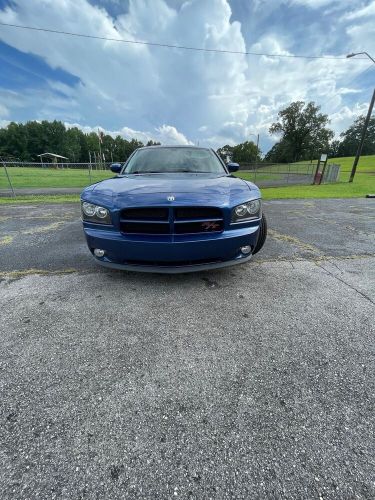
[123,147,226,175]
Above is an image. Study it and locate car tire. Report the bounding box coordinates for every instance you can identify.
[253,213,267,255]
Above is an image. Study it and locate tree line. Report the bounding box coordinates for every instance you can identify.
[219,102,375,164]
[0,101,374,164]
[264,101,375,163]
[0,120,160,163]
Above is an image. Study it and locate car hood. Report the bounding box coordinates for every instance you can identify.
[82,173,260,208]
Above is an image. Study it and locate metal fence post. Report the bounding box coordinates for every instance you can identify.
[2,162,16,197]
[319,157,328,185]
[88,151,94,183]
[313,160,320,185]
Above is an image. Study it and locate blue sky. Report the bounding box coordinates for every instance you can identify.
[0,0,374,152]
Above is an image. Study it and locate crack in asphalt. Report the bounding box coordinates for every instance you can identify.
[314,261,375,306]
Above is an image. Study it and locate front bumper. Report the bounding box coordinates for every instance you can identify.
[83,223,260,274]
[95,253,252,273]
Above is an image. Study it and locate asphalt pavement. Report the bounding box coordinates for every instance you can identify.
[1,199,374,499]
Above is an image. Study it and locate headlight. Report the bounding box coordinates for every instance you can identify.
[82,202,96,217]
[231,199,261,222]
[235,204,248,217]
[96,206,109,219]
[81,201,111,224]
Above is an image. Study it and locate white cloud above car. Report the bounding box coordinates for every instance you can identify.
[0,0,374,151]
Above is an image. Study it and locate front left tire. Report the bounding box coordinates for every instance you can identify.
[253,214,267,254]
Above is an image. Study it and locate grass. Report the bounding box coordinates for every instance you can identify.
[295,155,375,175]
[0,156,374,203]
[254,155,375,199]
[0,194,80,204]
[0,166,112,189]
[260,173,375,199]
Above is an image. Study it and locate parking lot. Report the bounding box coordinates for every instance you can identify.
[1,199,374,498]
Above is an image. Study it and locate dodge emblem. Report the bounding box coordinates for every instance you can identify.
[167,195,175,202]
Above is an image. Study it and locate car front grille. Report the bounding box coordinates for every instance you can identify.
[120,206,224,235]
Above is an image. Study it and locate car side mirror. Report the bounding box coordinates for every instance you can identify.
[110,163,122,173]
[227,162,239,172]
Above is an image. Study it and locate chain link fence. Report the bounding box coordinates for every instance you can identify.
[0,160,341,197]
[0,161,113,197]
[237,162,340,187]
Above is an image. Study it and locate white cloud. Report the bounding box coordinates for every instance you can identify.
[0,0,249,147]
[290,0,338,8]
[0,103,9,118]
[0,119,10,129]
[0,0,372,151]
[291,0,339,9]
[341,0,375,21]
[330,102,369,132]
[65,121,192,145]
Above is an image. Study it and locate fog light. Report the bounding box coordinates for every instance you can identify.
[240,245,252,255]
[94,248,105,257]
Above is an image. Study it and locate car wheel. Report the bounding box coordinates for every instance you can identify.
[253,213,267,255]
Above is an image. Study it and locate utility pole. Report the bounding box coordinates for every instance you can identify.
[349,88,375,182]
[249,133,260,162]
[347,52,375,182]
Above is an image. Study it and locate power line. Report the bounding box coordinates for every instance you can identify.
[0,22,368,61]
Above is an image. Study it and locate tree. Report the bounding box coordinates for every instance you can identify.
[336,116,375,157]
[269,101,334,162]
[217,145,234,162]
[25,121,43,160]
[101,134,115,162]
[64,127,82,162]
[41,120,66,154]
[264,141,291,163]
[232,141,259,163]
[146,140,161,146]
[217,142,259,164]
[0,120,145,162]
[124,138,144,159]
[3,122,28,160]
[328,139,341,158]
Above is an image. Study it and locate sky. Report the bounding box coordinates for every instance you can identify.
[0,0,374,153]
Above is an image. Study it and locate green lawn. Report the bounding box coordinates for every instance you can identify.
[260,173,374,199]
[254,155,375,199]
[0,156,374,202]
[295,155,375,176]
[0,166,112,189]
[235,156,374,198]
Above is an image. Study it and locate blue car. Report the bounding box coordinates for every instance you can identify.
[81,146,267,273]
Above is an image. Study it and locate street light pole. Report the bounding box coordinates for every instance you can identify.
[346,52,375,182]
[349,88,375,183]
[347,52,375,64]
[249,133,260,161]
